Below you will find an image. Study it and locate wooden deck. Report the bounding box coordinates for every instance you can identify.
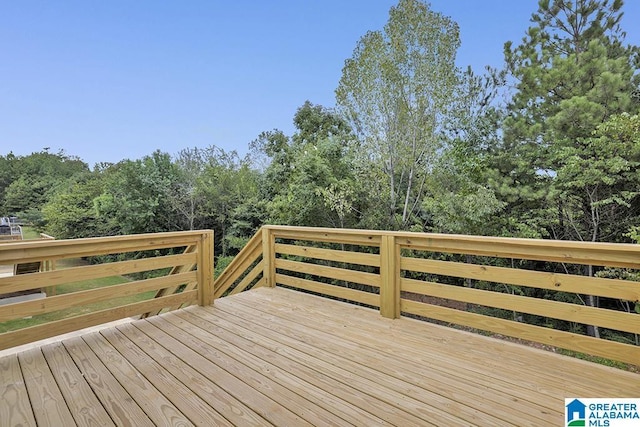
[2,287,638,427]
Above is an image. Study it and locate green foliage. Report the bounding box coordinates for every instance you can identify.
[42,172,105,239]
[2,0,640,366]
[0,275,151,334]
[553,113,640,241]
[422,185,505,234]
[492,0,640,241]
[0,150,88,216]
[256,102,357,228]
[20,226,41,240]
[336,0,462,230]
[96,151,181,235]
[214,256,234,279]
[197,149,260,255]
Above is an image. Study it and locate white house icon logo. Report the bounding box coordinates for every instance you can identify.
[566,399,586,426]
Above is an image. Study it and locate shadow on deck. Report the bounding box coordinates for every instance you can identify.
[2,287,638,427]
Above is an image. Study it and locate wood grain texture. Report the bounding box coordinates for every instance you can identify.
[170,309,390,427]
[0,230,207,264]
[401,277,640,334]
[17,348,75,427]
[264,286,638,393]
[0,252,197,295]
[144,245,199,317]
[213,229,262,296]
[396,233,640,268]
[2,287,639,427]
[0,291,197,350]
[275,258,380,287]
[197,230,214,306]
[82,332,194,426]
[0,354,36,427]
[276,273,379,307]
[41,341,115,426]
[217,292,554,426]
[400,298,640,366]
[400,256,640,301]
[275,243,380,267]
[379,235,399,318]
[100,327,231,426]
[267,225,382,246]
[262,227,275,288]
[0,271,197,322]
[145,315,315,426]
[229,260,263,296]
[119,322,269,426]
[63,336,154,427]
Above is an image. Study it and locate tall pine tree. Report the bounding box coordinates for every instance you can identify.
[495,0,639,240]
[496,0,640,337]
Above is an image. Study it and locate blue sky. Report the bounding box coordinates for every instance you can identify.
[1,1,639,166]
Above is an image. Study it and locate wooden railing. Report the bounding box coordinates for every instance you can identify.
[215,225,640,366]
[0,230,213,350]
[2,225,638,365]
[0,235,22,242]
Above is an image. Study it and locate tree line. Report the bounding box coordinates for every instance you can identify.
[1,0,639,344]
[2,0,638,249]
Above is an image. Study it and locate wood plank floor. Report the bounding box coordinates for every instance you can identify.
[1,286,638,426]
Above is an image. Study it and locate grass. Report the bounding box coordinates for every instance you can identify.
[0,251,158,334]
[557,348,638,373]
[0,273,157,334]
[20,226,41,240]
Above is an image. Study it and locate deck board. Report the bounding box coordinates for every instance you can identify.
[146,314,326,426]
[213,292,554,425]
[168,308,405,426]
[0,353,36,427]
[17,347,75,427]
[196,300,486,425]
[81,331,194,426]
[117,322,269,427]
[63,335,155,427]
[1,286,638,426]
[41,341,115,427]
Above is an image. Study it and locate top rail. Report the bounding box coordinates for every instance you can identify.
[265,225,640,268]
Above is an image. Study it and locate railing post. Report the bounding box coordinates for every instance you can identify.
[262,227,276,287]
[380,234,400,319]
[198,230,214,306]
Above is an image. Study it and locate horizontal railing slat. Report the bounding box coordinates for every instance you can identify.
[276,273,379,307]
[401,278,640,335]
[0,271,197,322]
[400,299,640,366]
[0,252,197,296]
[275,243,380,267]
[268,226,382,246]
[400,257,640,302]
[397,235,640,269]
[142,244,198,318]
[0,291,197,351]
[275,258,380,288]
